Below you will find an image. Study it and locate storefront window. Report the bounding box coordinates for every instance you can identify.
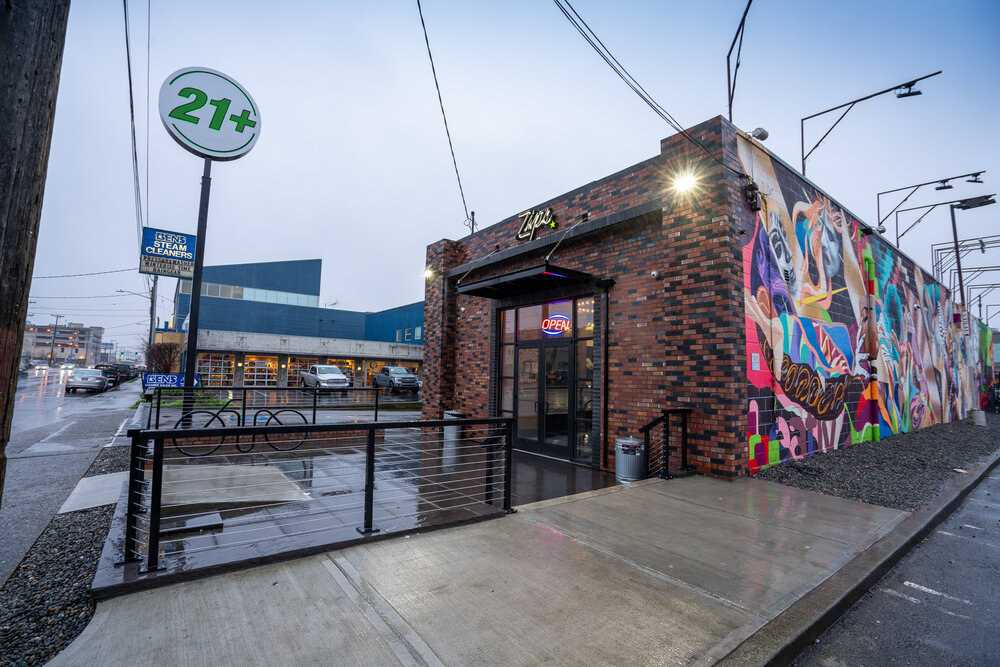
[244,355,279,386]
[287,356,318,386]
[517,300,572,341]
[501,309,515,344]
[326,358,356,383]
[196,353,235,387]
[576,297,594,337]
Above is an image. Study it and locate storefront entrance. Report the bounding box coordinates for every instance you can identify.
[515,342,571,458]
[499,297,595,465]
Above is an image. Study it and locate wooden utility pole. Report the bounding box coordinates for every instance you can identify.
[0,1,71,507]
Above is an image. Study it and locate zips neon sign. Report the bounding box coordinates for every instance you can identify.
[541,314,572,335]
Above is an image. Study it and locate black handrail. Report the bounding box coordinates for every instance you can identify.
[149,385,383,429]
[124,416,514,572]
[638,408,694,479]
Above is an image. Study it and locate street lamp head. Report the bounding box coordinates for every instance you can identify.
[750,127,769,141]
[935,180,953,191]
[967,172,985,184]
[955,195,996,211]
[894,82,922,98]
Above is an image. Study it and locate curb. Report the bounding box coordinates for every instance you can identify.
[716,448,1000,666]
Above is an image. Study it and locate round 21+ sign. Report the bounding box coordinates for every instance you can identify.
[158,67,260,161]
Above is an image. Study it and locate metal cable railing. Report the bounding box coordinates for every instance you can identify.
[147,386,412,429]
[123,417,513,573]
[638,408,694,479]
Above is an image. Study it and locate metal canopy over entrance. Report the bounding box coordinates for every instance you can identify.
[458,263,594,299]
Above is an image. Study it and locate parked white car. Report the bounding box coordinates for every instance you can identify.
[300,365,349,392]
[65,368,109,394]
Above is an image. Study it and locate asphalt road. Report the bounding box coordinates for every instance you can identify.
[794,464,1000,665]
[0,369,138,585]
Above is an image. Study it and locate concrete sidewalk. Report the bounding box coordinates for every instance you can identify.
[53,474,912,666]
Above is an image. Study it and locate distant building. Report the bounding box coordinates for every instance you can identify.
[23,321,103,366]
[159,259,424,387]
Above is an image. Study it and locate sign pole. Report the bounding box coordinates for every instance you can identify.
[181,158,213,420]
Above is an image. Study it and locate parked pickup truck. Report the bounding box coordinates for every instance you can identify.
[373,366,420,394]
[300,365,350,392]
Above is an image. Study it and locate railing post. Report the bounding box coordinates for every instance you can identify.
[119,430,145,564]
[642,426,651,478]
[484,426,496,506]
[312,387,318,424]
[154,387,162,429]
[145,436,165,571]
[503,421,515,513]
[357,426,380,534]
[680,409,691,471]
[241,387,247,427]
[373,387,379,422]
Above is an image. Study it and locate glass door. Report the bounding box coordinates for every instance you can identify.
[516,347,540,452]
[541,345,570,458]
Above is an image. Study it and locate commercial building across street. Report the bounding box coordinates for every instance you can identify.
[422,116,993,478]
[159,259,423,387]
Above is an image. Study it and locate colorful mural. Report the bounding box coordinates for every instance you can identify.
[738,138,989,473]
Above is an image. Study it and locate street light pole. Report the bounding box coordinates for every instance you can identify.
[950,195,997,328]
[47,314,61,362]
[800,70,941,176]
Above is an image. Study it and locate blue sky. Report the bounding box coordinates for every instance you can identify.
[30,1,1000,349]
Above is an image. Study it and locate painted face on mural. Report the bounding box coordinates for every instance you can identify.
[819,208,842,279]
[767,210,797,295]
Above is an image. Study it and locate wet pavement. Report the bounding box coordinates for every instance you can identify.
[0,371,137,585]
[57,475,909,666]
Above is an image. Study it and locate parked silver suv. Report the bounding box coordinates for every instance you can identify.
[373,366,419,394]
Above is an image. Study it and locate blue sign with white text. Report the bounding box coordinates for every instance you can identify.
[143,373,200,389]
[139,227,196,278]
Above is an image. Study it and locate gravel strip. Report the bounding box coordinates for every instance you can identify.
[83,445,131,478]
[0,506,114,667]
[755,412,1000,511]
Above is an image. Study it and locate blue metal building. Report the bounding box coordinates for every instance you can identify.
[164,259,423,387]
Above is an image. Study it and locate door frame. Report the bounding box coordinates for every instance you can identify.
[514,337,574,459]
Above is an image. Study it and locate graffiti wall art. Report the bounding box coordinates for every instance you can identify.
[738,137,990,473]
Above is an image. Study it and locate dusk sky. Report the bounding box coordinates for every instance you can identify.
[29,0,1000,352]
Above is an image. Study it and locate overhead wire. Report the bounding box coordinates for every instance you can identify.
[416,0,473,228]
[33,268,139,279]
[123,0,151,298]
[552,0,746,179]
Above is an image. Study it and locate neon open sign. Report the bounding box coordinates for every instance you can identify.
[541,314,572,336]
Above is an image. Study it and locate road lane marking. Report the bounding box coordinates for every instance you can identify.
[880,588,921,604]
[903,581,971,605]
[960,524,984,531]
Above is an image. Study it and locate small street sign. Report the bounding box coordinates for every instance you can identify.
[142,373,200,390]
[158,67,260,161]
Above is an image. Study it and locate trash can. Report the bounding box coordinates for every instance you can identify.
[615,436,646,483]
[443,410,464,470]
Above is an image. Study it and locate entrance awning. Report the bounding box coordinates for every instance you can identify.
[456,263,595,299]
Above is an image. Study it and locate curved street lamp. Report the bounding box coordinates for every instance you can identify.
[800,71,941,176]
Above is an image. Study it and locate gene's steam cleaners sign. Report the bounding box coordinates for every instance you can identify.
[139,227,196,278]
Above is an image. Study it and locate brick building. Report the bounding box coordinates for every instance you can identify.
[422,116,991,478]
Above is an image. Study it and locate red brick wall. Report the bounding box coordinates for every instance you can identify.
[423,116,752,478]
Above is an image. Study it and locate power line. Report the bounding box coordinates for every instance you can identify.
[122,0,145,254]
[552,0,744,179]
[416,0,473,228]
[30,293,150,299]
[33,267,138,279]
